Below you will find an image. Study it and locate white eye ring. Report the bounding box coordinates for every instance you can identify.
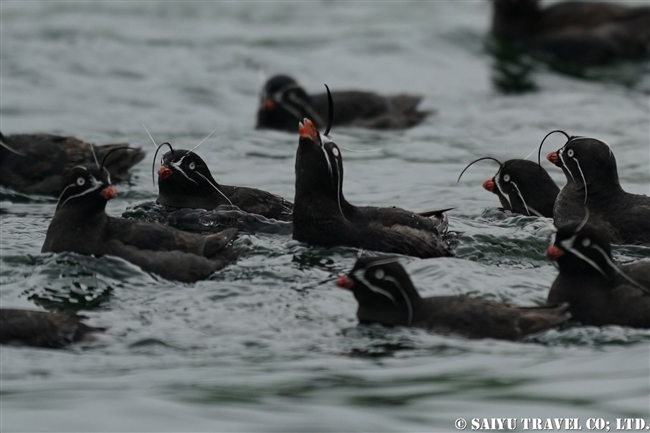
[332,147,339,157]
[503,174,510,182]
[374,269,385,280]
[582,238,591,247]
[76,177,85,186]
[189,162,196,170]
[567,149,574,157]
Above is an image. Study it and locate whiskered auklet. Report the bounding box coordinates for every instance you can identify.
[459,157,559,217]
[338,256,571,340]
[546,221,650,328]
[0,132,145,195]
[42,162,242,282]
[155,143,292,221]
[293,118,452,258]
[256,75,431,132]
[541,133,650,245]
[490,0,650,65]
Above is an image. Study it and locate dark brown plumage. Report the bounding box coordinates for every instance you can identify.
[338,257,571,340]
[256,75,431,132]
[293,118,452,258]
[487,159,559,217]
[546,136,650,245]
[546,222,650,328]
[491,0,650,65]
[459,157,559,217]
[156,147,292,221]
[0,309,103,348]
[42,164,242,282]
[0,132,145,195]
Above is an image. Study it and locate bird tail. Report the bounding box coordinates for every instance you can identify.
[518,302,571,336]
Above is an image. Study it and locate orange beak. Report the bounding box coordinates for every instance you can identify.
[158,166,172,180]
[298,118,319,140]
[336,275,355,289]
[263,98,275,112]
[547,151,559,165]
[547,245,564,260]
[100,186,116,200]
[483,179,495,192]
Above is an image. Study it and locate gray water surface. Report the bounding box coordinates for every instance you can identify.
[1,2,649,431]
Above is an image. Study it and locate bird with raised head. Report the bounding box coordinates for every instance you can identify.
[293,113,453,258]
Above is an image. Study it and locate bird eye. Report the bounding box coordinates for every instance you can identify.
[189,162,196,170]
[332,148,339,157]
[374,269,385,280]
[567,149,574,158]
[582,238,591,247]
[503,174,510,182]
[76,177,85,186]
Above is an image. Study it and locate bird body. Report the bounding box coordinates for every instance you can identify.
[0,309,103,348]
[293,118,452,258]
[546,136,650,245]
[42,164,241,282]
[460,157,559,217]
[156,147,292,221]
[491,0,650,65]
[256,75,431,132]
[0,132,145,195]
[546,221,650,328]
[338,257,570,340]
